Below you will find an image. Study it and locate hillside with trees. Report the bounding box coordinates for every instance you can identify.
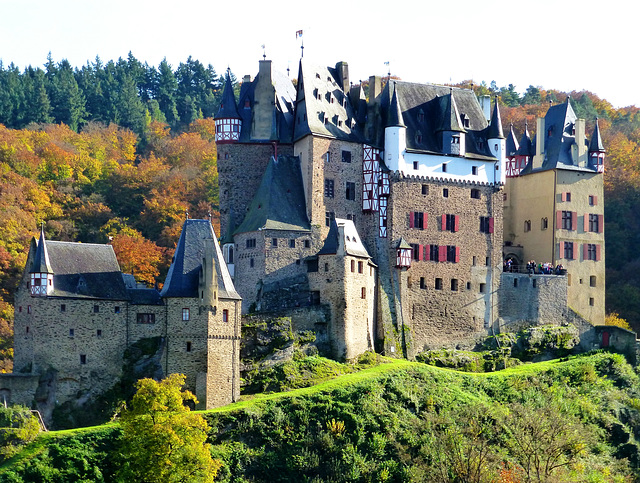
[0,56,639,375]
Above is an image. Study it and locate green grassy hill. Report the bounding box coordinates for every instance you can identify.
[1,352,639,482]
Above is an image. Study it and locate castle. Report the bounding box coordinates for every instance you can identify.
[0,57,607,417]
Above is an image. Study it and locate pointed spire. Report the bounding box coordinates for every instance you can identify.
[506,123,519,156]
[589,117,605,152]
[437,88,466,132]
[487,96,505,139]
[516,121,533,156]
[30,224,53,274]
[215,70,241,119]
[386,83,405,128]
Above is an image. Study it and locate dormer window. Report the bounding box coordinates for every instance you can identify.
[416,131,423,143]
[418,110,425,122]
[451,136,460,145]
[244,100,250,108]
[478,140,484,150]
[460,114,470,129]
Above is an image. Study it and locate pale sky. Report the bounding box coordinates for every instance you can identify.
[1,0,637,108]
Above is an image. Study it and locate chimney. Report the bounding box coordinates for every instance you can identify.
[258,60,272,85]
[575,118,587,166]
[479,95,491,123]
[532,117,546,169]
[335,62,349,94]
[243,75,252,84]
[369,76,381,105]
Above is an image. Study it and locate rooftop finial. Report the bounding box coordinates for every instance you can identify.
[261,44,266,61]
[208,210,212,222]
[185,209,189,220]
[384,61,390,77]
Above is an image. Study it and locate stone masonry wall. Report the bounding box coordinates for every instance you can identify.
[387,175,504,354]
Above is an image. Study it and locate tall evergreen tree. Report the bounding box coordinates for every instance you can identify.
[155,59,179,126]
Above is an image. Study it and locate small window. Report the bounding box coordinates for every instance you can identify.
[472,166,478,175]
[222,309,229,322]
[564,242,574,260]
[361,287,366,299]
[272,238,278,247]
[246,238,257,249]
[97,329,102,337]
[413,161,419,170]
[420,277,426,289]
[588,195,596,206]
[80,354,87,365]
[346,181,356,200]
[18,306,22,313]
[422,184,428,195]
[514,278,518,288]
[342,151,352,163]
[325,211,335,227]
[562,211,573,230]
[289,239,296,248]
[479,283,486,293]
[304,240,311,249]
[250,258,255,268]
[324,263,329,272]
[27,305,31,314]
[443,188,449,198]
[182,308,190,321]
[470,189,481,199]
[524,220,531,232]
[590,276,597,287]
[451,279,458,291]
[486,257,490,266]
[466,281,471,290]
[435,278,443,290]
[442,163,447,173]
[186,342,192,352]
[358,261,363,273]
[93,305,99,313]
[61,304,66,312]
[69,328,74,337]
[25,326,29,333]
[115,306,120,314]
[137,313,156,324]
[472,256,477,266]
[325,152,331,163]
[324,179,335,198]
[566,192,572,202]
[541,218,548,230]
[589,297,594,307]
[351,260,355,272]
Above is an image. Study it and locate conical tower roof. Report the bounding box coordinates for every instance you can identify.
[215,71,241,119]
[516,121,534,156]
[386,83,405,128]
[30,226,53,274]
[487,97,504,139]
[506,123,519,156]
[589,118,605,152]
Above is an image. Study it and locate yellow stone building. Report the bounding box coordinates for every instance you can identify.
[504,99,605,324]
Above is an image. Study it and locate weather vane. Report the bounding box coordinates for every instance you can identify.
[384,61,390,77]
[296,30,304,58]
[261,44,266,60]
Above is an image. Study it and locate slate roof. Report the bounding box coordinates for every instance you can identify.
[293,60,363,142]
[506,123,519,157]
[215,72,241,119]
[386,83,406,128]
[161,219,240,300]
[515,122,534,156]
[487,98,505,139]
[30,228,53,274]
[234,155,310,235]
[590,118,605,152]
[317,218,371,259]
[372,81,498,161]
[520,99,595,175]
[236,66,296,143]
[39,240,129,300]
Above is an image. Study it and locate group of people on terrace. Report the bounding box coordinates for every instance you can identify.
[503,258,565,275]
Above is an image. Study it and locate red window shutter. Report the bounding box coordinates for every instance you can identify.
[584,213,589,232]
[598,214,603,233]
[556,210,562,230]
[438,245,446,262]
[454,215,459,232]
[583,243,588,261]
[572,242,577,260]
[455,246,460,263]
[596,244,601,261]
[559,241,564,258]
[409,212,414,228]
[424,212,428,230]
[571,212,577,231]
[418,244,423,261]
[441,214,446,231]
[424,245,430,261]
[594,195,598,205]
[561,192,566,202]
[488,217,494,234]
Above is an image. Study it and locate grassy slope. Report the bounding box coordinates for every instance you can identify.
[1,352,639,482]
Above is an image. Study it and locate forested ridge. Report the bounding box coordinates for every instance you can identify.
[0,56,639,374]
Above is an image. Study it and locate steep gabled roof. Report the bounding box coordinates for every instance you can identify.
[516,122,534,156]
[234,155,310,234]
[161,219,240,300]
[44,241,129,299]
[318,218,371,259]
[374,81,495,160]
[590,118,605,152]
[292,59,362,142]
